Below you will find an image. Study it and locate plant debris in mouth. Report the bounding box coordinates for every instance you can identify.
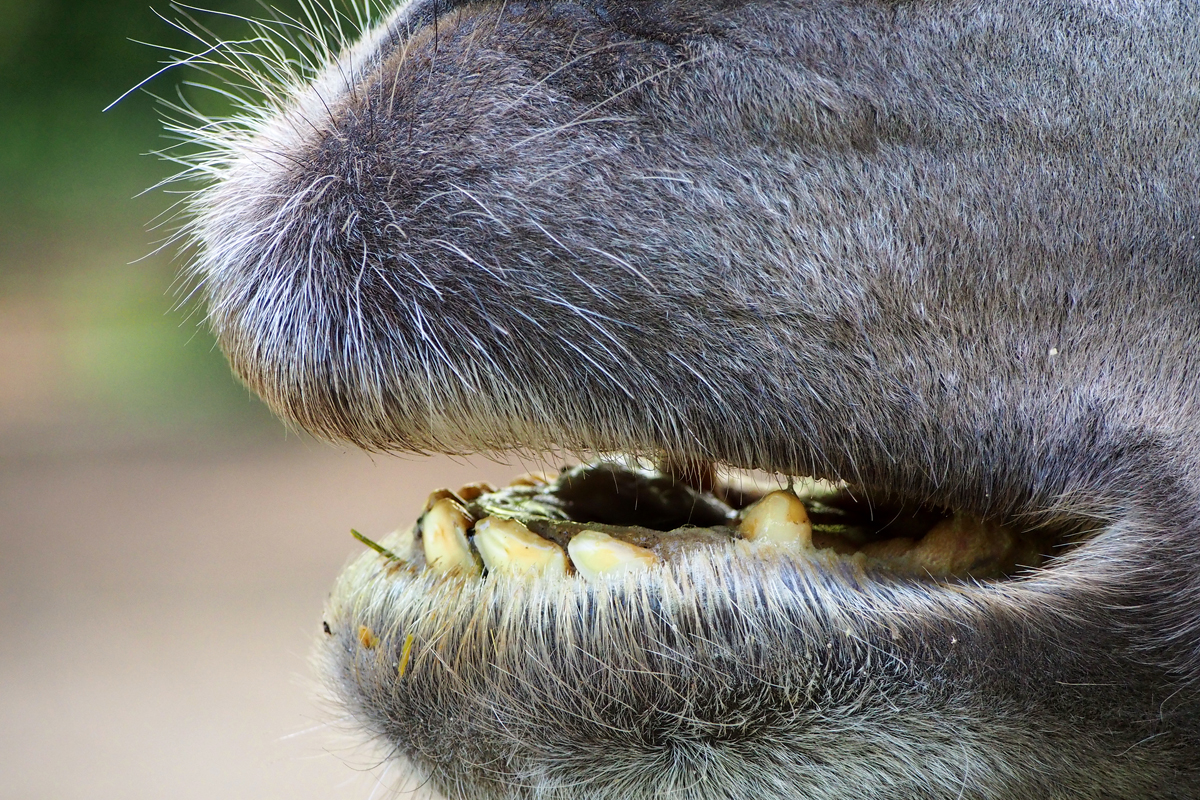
[367,459,1057,583]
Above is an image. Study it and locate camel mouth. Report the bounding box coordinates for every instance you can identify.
[353,458,1069,586]
[319,458,1097,793]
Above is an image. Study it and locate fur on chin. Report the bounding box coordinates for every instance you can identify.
[318,520,1181,800]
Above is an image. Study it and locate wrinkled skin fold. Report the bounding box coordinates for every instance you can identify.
[184,0,1200,797]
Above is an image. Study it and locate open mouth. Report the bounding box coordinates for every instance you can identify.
[319,458,1096,794]
[350,457,1063,588]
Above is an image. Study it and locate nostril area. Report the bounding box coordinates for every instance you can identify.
[182,0,695,454]
[263,3,634,276]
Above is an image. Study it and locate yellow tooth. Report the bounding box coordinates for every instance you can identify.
[567,530,658,582]
[422,488,459,513]
[508,471,553,488]
[473,516,568,577]
[456,481,496,502]
[738,490,813,547]
[421,497,481,576]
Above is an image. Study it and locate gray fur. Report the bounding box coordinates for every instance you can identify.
[180,0,1200,797]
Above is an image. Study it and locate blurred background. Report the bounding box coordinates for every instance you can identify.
[0,2,508,797]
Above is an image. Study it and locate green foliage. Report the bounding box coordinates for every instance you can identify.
[0,1,327,445]
[0,0,276,211]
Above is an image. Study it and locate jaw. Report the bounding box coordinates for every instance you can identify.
[321,540,1028,798]
[315,459,1176,800]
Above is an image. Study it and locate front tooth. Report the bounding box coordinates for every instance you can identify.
[567,530,658,581]
[422,498,481,576]
[422,488,459,514]
[456,481,496,502]
[473,516,568,577]
[738,490,813,547]
[508,471,553,488]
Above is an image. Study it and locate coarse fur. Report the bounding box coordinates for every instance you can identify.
[173,0,1200,797]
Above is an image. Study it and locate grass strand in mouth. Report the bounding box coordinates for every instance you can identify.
[351,528,403,562]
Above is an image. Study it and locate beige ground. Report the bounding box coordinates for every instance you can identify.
[0,440,517,800]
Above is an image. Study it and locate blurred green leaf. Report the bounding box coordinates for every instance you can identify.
[0,0,335,448]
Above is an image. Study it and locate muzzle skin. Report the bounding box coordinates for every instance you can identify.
[182,1,1200,797]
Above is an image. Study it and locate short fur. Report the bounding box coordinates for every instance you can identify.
[181,0,1200,797]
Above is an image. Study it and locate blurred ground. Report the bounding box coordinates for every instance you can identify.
[0,438,513,800]
[0,3,514,797]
